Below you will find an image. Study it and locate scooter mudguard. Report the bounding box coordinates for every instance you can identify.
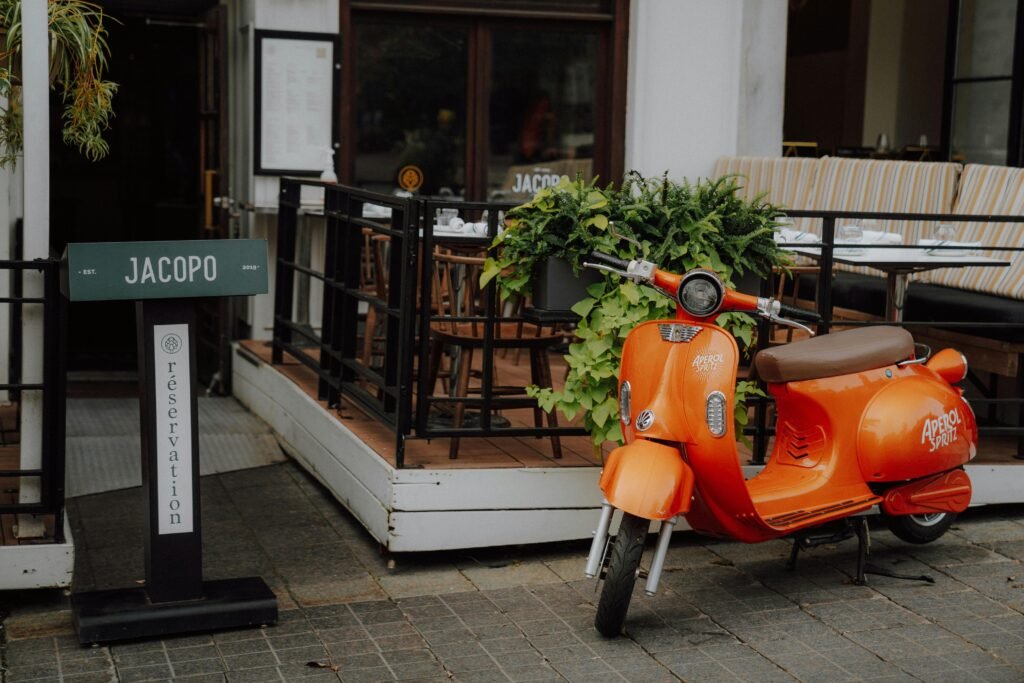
[600,439,694,520]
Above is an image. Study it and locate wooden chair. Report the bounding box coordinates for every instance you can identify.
[359,231,390,370]
[425,250,564,459]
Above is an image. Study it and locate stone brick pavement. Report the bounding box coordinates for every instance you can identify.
[3,461,1024,682]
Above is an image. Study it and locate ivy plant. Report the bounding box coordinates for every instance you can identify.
[482,172,789,449]
[0,0,118,167]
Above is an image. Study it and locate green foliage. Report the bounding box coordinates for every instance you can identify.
[490,172,789,448]
[0,0,118,166]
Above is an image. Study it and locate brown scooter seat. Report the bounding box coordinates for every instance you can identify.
[755,327,915,383]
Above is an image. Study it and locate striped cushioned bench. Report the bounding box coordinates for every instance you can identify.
[927,163,1024,300]
[711,156,818,233]
[714,156,961,279]
[808,158,961,277]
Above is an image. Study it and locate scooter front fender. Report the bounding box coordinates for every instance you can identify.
[600,439,694,520]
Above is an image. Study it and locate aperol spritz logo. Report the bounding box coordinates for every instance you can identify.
[691,352,724,374]
[921,408,963,453]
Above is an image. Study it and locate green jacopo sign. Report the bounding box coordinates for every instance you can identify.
[61,240,269,301]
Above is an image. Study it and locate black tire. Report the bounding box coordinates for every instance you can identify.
[594,512,649,637]
[884,512,956,544]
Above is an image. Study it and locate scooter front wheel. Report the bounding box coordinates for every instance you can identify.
[595,512,649,637]
[884,512,957,544]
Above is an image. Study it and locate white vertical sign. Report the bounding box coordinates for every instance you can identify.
[154,323,194,535]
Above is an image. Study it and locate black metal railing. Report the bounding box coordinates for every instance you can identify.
[273,181,587,467]
[749,209,1024,464]
[0,258,67,541]
[413,197,587,447]
[274,180,419,461]
[274,184,1024,469]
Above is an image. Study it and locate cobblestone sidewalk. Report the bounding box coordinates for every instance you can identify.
[3,462,1024,682]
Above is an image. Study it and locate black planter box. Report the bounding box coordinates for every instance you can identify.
[532,258,602,312]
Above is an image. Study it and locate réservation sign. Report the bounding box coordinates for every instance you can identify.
[61,239,269,301]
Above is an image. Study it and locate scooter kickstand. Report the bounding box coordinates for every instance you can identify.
[852,517,936,585]
[853,517,869,586]
[787,536,802,571]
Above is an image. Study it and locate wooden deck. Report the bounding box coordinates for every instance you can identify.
[238,339,605,470]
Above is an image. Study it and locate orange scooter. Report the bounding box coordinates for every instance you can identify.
[581,251,977,637]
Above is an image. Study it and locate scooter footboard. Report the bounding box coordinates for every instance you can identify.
[600,440,694,520]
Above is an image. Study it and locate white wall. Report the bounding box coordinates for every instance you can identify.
[228,0,338,339]
[625,0,787,182]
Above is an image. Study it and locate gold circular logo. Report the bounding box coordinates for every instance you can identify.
[397,165,424,192]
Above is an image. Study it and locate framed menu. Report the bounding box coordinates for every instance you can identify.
[254,30,340,176]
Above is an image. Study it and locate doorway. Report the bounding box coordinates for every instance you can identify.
[51,1,222,383]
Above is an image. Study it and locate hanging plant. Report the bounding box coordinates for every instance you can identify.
[0,0,118,167]
[482,172,790,449]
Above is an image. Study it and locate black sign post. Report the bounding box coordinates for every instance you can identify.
[64,240,278,644]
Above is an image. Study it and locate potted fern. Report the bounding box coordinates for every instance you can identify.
[0,0,117,166]
[482,172,789,448]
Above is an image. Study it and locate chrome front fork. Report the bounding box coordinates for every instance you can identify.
[584,500,614,579]
[644,516,677,596]
[584,500,678,596]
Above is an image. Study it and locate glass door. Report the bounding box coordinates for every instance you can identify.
[349,6,620,200]
[354,21,469,196]
[488,28,599,201]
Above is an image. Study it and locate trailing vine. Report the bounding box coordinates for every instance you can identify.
[0,0,117,166]
[482,173,789,448]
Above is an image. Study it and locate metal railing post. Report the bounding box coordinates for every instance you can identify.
[273,180,299,364]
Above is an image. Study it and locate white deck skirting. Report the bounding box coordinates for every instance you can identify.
[0,517,74,589]
[232,344,1024,551]
[231,343,604,551]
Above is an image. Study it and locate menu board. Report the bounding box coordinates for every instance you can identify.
[254,30,340,175]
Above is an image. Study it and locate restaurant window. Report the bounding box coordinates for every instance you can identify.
[347,2,625,200]
[947,0,1020,164]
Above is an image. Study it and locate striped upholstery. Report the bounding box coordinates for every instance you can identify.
[712,156,818,210]
[808,158,961,278]
[928,164,1024,300]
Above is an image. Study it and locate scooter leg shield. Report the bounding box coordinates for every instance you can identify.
[600,440,693,520]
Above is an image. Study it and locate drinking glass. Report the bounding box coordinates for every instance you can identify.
[838,223,863,255]
[933,223,955,242]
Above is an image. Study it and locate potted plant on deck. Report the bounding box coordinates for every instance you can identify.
[482,172,789,449]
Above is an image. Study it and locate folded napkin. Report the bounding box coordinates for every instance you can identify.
[858,230,902,245]
[918,238,981,255]
[362,204,393,218]
[775,228,820,244]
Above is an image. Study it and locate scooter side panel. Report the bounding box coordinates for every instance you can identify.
[857,370,977,482]
[599,440,694,520]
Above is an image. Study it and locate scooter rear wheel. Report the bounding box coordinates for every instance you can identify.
[884,512,956,544]
[595,512,649,637]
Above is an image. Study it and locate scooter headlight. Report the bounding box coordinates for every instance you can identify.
[619,381,631,424]
[677,270,725,318]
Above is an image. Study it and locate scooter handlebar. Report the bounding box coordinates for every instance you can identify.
[778,303,822,323]
[586,251,631,271]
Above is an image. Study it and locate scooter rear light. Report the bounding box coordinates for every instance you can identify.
[619,381,631,424]
[926,348,968,384]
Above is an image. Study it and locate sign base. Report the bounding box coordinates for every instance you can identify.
[72,576,278,645]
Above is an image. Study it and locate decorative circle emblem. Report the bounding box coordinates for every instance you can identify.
[635,409,655,432]
[397,164,424,192]
[161,333,183,355]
